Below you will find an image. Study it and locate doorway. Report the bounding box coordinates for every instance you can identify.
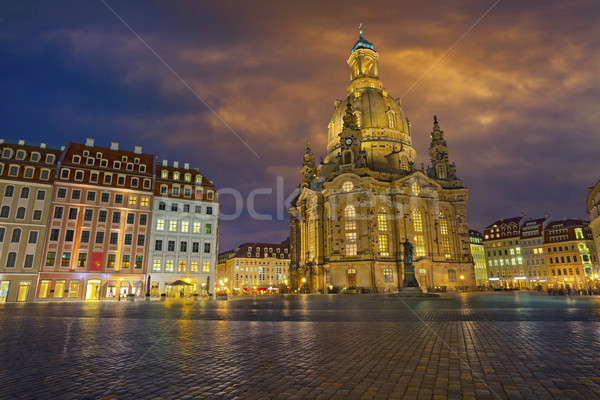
[347,268,357,289]
[16,282,30,302]
[85,279,101,300]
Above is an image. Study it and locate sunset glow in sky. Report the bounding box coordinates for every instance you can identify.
[2,1,599,250]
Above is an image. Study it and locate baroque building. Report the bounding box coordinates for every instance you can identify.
[468,230,487,287]
[288,29,474,293]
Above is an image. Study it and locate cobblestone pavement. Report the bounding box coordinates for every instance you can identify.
[2,292,600,400]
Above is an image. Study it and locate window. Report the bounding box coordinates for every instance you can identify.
[0,206,9,218]
[4,185,14,197]
[183,204,190,213]
[115,194,123,204]
[36,190,46,200]
[448,269,457,282]
[134,256,143,269]
[23,167,33,179]
[156,218,165,230]
[114,161,121,169]
[161,170,168,178]
[180,241,187,252]
[131,178,138,187]
[101,193,109,202]
[412,209,426,257]
[345,205,356,230]
[81,231,90,243]
[11,228,21,243]
[95,232,104,244]
[109,232,119,245]
[412,182,420,196]
[61,252,71,267]
[0,227,4,241]
[122,255,130,269]
[203,261,210,272]
[106,254,115,268]
[139,214,147,226]
[50,229,59,241]
[143,179,150,189]
[206,206,213,215]
[379,234,389,256]
[23,254,34,269]
[377,208,387,231]
[155,240,163,251]
[57,188,67,198]
[152,259,161,272]
[87,191,96,201]
[141,197,149,206]
[68,208,78,220]
[124,234,132,245]
[8,165,19,176]
[171,203,178,212]
[158,202,166,211]
[137,235,145,246]
[129,196,137,205]
[72,155,81,163]
[193,222,201,233]
[184,187,192,197]
[16,207,25,219]
[60,169,70,179]
[54,206,63,219]
[69,280,80,297]
[98,210,107,222]
[112,211,121,223]
[166,260,174,272]
[65,230,74,242]
[192,242,199,253]
[179,261,186,272]
[75,171,84,181]
[191,261,198,272]
[205,223,212,234]
[204,243,211,253]
[160,185,168,195]
[84,209,93,221]
[20,187,30,199]
[181,221,189,233]
[195,206,201,214]
[169,221,177,232]
[90,172,98,182]
[46,252,56,266]
[168,240,175,251]
[6,252,16,268]
[383,268,393,282]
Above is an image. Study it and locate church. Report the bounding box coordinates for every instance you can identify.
[288,28,474,293]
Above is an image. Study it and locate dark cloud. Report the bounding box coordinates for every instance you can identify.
[1,0,598,249]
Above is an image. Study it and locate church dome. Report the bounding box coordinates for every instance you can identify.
[324,30,416,171]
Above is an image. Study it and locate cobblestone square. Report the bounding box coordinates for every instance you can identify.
[2,292,600,399]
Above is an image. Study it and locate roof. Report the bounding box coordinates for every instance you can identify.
[351,29,375,53]
[219,241,290,259]
[485,216,524,229]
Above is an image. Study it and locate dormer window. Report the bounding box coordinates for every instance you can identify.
[30,152,40,162]
[2,149,12,159]
[86,158,94,165]
[173,172,180,180]
[386,110,397,128]
[131,178,138,188]
[121,156,127,162]
[139,165,146,173]
[195,175,203,183]
[73,155,81,163]
[96,152,103,158]
[100,159,108,167]
[126,163,133,171]
[83,150,90,157]
[161,170,168,179]
[15,150,26,160]
[184,173,191,182]
[134,158,140,164]
[113,161,121,169]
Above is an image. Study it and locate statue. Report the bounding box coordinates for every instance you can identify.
[402,239,419,288]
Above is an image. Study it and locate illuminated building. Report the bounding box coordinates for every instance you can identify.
[217,240,290,295]
[288,29,474,293]
[468,230,487,287]
[38,139,153,300]
[520,216,551,290]
[544,219,597,290]
[0,140,62,302]
[588,180,600,270]
[147,160,218,297]
[482,216,527,289]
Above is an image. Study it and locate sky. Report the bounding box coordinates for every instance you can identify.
[1,0,599,251]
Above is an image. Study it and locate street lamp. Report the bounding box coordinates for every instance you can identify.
[460,275,465,292]
[302,277,306,294]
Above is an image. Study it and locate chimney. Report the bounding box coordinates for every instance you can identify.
[173,161,179,168]
[184,163,189,170]
[18,140,25,145]
[134,145,142,154]
[40,143,46,148]
[110,142,119,151]
[60,146,65,151]
[0,139,4,144]
[162,160,168,167]
[85,138,95,147]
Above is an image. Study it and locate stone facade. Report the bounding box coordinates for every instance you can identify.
[289,30,474,293]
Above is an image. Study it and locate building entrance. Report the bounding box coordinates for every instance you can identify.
[85,280,101,300]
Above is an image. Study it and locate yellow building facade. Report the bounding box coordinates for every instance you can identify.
[289,30,474,293]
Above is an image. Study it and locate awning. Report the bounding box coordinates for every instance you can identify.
[167,280,194,286]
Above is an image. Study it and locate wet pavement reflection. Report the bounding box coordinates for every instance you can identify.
[2,292,600,399]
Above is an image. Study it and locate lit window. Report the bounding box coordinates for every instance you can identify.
[191,261,198,272]
[156,219,165,231]
[129,196,137,205]
[344,205,356,230]
[203,261,210,272]
[383,268,393,282]
[169,221,177,232]
[179,261,186,272]
[412,182,420,196]
[379,234,389,256]
[181,221,189,233]
[377,208,387,231]
[342,181,353,192]
[193,222,201,233]
[161,170,168,178]
[153,260,161,272]
[141,197,149,206]
[166,260,173,272]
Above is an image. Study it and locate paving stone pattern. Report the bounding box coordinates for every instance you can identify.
[1,292,600,399]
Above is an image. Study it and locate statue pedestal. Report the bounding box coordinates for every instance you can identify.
[394,286,440,298]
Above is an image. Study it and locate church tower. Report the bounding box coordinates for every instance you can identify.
[289,28,474,294]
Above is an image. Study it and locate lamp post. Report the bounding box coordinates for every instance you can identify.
[460,275,465,292]
[302,277,306,294]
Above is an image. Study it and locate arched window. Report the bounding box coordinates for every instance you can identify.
[378,208,389,256]
[20,187,30,198]
[387,111,396,128]
[161,170,168,179]
[411,182,420,196]
[439,212,450,259]
[0,206,9,218]
[4,185,14,197]
[377,208,388,231]
[412,209,425,257]
[308,219,315,260]
[437,164,446,179]
[345,205,357,256]
[448,269,457,282]
[11,228,21,243]
[0,227,5,241]
[6,252,16,268]
[16,207,25,219]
